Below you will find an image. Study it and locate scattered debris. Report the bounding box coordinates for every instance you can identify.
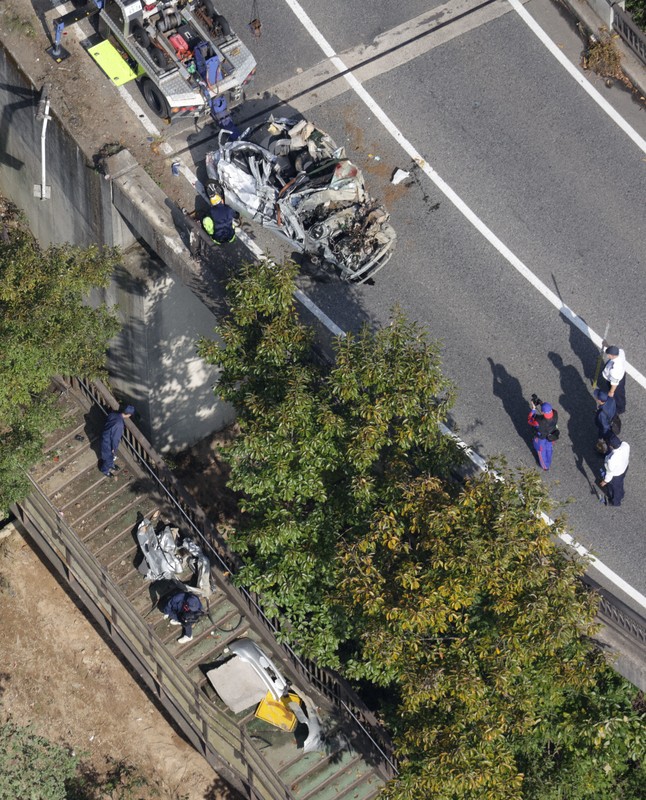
[391,168,410,185]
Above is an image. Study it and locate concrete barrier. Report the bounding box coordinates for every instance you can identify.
[0,43,233,451]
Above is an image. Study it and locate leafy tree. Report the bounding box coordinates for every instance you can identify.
[336,469,645,799]
[0,201,120,512]
[626,0,646,28]
[200,259,645,798]
[199,259,461,663]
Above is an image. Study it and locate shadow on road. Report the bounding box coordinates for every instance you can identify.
[486,356,536,462]
[548,350,601,497]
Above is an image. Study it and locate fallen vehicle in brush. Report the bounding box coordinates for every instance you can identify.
[205,117,396,282]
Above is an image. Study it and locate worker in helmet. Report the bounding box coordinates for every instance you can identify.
[201,181,240,244]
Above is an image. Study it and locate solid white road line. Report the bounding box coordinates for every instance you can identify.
[281,0,646,611]
[557,526,646,609]
[280,0,646,387]
[507,0,646,155]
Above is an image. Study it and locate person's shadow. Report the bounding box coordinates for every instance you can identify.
[487,357,535,459]
[548,351,601,496]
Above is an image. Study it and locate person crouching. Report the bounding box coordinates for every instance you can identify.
[201,182,240,244]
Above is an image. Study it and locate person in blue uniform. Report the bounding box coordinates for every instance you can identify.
[528,400,558,471]
[201,183,240,244]
[593,389,617,454]
[161,590,204,644]
[99,404,135,477]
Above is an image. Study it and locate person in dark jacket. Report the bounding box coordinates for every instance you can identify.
[161,590,204,644]
[201,183,239,244]
[99,405,135,477]
[593,389,617,454]
[528,400,558,471]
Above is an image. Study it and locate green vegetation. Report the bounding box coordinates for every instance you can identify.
[626,0,646,29]
[0,721,170,800]
[200,259,646,800]
[0,199,119,514]
[0,721,78,800]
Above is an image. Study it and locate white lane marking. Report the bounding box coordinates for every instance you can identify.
[281,0,646,390]
[294,289,347,337]
[441,418,646,610]
[281,0,646,611]
[557,527,646,610]
[116,85,161,137]
[507,0,646,155]
[264,0,511,114]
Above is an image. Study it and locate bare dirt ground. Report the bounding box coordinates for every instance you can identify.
[0,525,238,800]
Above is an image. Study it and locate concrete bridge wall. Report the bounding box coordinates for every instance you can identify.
[0,44,234,451]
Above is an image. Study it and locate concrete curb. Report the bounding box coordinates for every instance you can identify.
[559,0,646,97]
[0,520,18,542]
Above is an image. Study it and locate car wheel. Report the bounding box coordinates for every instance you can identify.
[148,46,168,69]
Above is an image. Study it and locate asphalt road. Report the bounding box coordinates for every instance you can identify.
[137,1,646,604]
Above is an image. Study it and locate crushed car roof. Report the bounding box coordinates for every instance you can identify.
[205,116,396,282]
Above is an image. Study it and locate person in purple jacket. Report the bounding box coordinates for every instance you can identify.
[99,404,135,477]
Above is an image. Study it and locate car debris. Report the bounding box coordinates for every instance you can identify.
[207,638,324,752]
[136,513,212,595]
[205,116,397,283]
[391,168,410,185]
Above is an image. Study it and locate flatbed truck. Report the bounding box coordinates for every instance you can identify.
[49,0,256,126]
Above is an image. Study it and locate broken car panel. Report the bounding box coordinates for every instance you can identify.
[205,117,397,282]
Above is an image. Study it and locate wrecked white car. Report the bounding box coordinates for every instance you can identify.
[205,117,397,283]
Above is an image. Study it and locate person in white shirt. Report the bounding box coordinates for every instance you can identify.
[600,342,626,415]
[599,434,630,506]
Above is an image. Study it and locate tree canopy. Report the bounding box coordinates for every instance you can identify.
[0,200,119,512]
[199,258,646,799]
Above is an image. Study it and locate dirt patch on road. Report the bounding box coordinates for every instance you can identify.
[0,526,238,800]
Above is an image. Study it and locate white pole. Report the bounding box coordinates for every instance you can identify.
[34,85,51,200]
[40,98,50,200]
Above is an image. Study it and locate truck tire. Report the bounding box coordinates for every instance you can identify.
[148,46,168,69]
[213,14,231,37]
[131,23,151,49]
[141,79,170,120]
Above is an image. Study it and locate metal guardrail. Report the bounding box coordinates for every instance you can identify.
[67,376,399,778]
[14,479,290,800]
[583,575,646,651]
[613,4,646,66]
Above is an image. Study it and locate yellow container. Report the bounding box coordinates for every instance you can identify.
[254,691,300,732]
